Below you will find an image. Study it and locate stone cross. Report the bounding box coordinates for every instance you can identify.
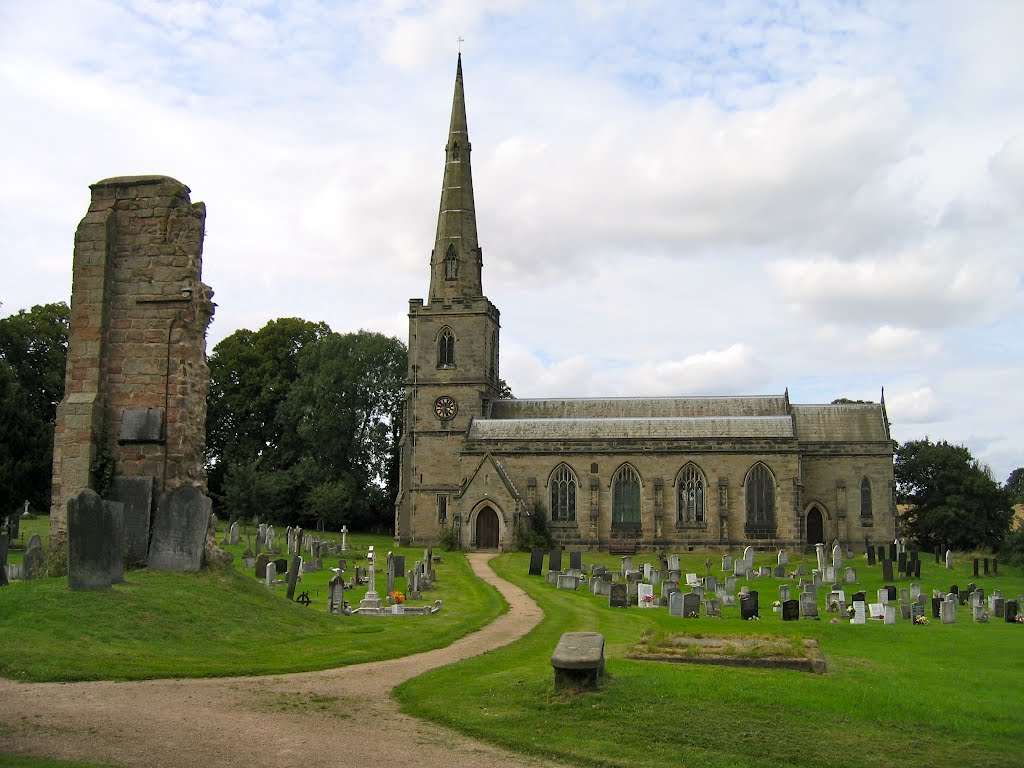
[340,525,348,551]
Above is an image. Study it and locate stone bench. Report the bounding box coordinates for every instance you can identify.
[551,631,605,691]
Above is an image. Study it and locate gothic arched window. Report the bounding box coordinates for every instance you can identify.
[438,327,455,367]
[860,477,873,517]
[549,464,577,522]
[451,141,460,161]
[676,463,706,524]
[744,462,776,538]
[612,464,642,527]
[445,244,458,279]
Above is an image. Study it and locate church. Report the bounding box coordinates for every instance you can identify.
[394,56,896,553]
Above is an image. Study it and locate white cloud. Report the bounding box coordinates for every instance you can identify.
[886,386,947,425]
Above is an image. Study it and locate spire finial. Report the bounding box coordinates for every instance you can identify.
[457,36,464,53]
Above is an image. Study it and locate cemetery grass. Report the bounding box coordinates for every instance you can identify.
[396,552,1024,768]
[0,533,505,682]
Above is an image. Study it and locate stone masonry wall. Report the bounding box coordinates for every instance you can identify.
[50,176,214,543]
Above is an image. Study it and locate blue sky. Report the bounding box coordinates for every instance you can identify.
[1,1,1022,480]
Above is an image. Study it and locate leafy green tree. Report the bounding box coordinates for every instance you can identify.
[279,330,407,530]
[1004,467,1024,505]
[0,302,69,423]
[206,318,330,506]
[896,439,1013,551]
[0,303,69,512]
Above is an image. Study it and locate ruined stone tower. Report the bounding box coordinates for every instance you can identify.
[50,176,215,551]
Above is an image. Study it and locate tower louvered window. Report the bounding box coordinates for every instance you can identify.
[549,464,577,522]
[677,463,705,524]
[445,244,458,279]
[438,328,455,367]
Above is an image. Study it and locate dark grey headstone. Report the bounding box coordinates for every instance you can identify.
[107,475,153,565]
[286,555,301,601]
[889,543,897,561]
[148,485,209,572]
[911,602,925,622]
[740,593,759,620]
[886,585,897,601]
[681,592,701,617]
[852,591,866,604]
[782,598,800,621]
[1005,600,1018,623]
[897,552,907,575]
[103,500,125,583]
[0,527,8,586]
[7,515,19,540]
[274,557,289,574]
[882,560,894,582]
[23,544,46,580]
[609,583,628,608]
[877,545,885,562]
[529,548,544,576]
[569,551,583,571]
[254,553,270,579]
[328,575,344,614]
[914,559,921,579]
[867,547,876,566]
[549,549,563,573]
[773,564,786,577]
[118,408,164,443]
[68,489,119,590]
[932,597,942,618]
[392,554,405,576]
[973,558,979,577]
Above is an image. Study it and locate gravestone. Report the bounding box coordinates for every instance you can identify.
[972,604,988,623]
[254,553,270,579]
[779,584,791,601]
[882,560,894,582]
[945,550,954,569]
[911,602,925,623]
[884,605,896,625]
[889,543,897,561]
[983,557,990,575]
[973,559,979,577]
[104,500,126,584]
[681,591,700,617]
[725,576,736,592]
[885,585,896,602]
[667,554,681,571]
[148,485,210,572]
[866,547,876,566]
[940,596,956,624]
[637,582,655,607]
[107,475,153,566]
[899,588,910,604]
[609,583,628,608]
[23,543,46,580]
[852,591,866,604]
[844,567,857,584]
[824,566,836,583]
[620,555,633,574]
[721,554,732,572]
[740,593,759,620]
[897,551,907,575]
[773,564,785,578]
[777,549,788,566]
[529,548,544,576]
[706,599,722,618]
[799,592,819,619]
[67,489,121,590]
[1005,600,1019,623]
[569,551,583,571]
[556,574,580,591]
[265,561,277,585]
[832,544,842,569]
[931,596,942,618]
[796,564,807,576]
[705,575,718,593]
[229,521,240,546]
[274,557,289,574]
[815,542,826,571]
[392,554,405,576]
[782,598,799,621]
[328,574,344,614]
[851,601,867,625]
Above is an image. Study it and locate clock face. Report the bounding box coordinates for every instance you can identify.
[433,395,458,421]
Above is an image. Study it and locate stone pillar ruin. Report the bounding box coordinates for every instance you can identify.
[50,176,215,554]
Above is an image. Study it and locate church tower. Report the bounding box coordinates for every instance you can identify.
[395,55,501,546]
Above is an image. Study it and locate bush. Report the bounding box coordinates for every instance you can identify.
[438,523,461,551]
[1000,524,1024,566]
[513,510,553,551]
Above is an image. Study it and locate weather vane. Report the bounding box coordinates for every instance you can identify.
[458,36,464,53]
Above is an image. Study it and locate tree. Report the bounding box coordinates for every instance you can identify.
[278,330,407,530]
[1004,467,1024,505]
[0,302,70,423]
[895,439,1013,551]
[0,302,69,512]
[206,318,330,506]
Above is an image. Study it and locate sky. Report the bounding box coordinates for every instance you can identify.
[1,1,1022,481]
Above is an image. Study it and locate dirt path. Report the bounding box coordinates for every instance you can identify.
[0,553,563,768]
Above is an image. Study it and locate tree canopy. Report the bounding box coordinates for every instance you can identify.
[206,320,407,531]
[0,302,69,513]
[895,438,1013,551]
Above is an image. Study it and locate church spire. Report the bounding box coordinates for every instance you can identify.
[429,53,483,301]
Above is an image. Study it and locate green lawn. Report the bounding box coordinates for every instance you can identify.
[395,550,1024,768]
[0,520,504,682]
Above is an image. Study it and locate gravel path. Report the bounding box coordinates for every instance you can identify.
[0,553,563,768]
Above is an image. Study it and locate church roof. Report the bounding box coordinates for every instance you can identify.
[468,415,795,441]
[791,404,890,442]
[488,395,789,419]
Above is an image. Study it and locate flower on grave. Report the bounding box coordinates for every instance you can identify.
[388,590,406,604]
[688,611,699,618]
[772,601,781,608]
[830,617,840,624]
[873,614,884,620]
[914,615,929,625]
[746,615,760,621]
[643,594,654,603]
[846,605,855,616]
[1015,615,1024,624]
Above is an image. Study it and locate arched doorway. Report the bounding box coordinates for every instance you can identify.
[806,506,825,546]
[475,506,499,549]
